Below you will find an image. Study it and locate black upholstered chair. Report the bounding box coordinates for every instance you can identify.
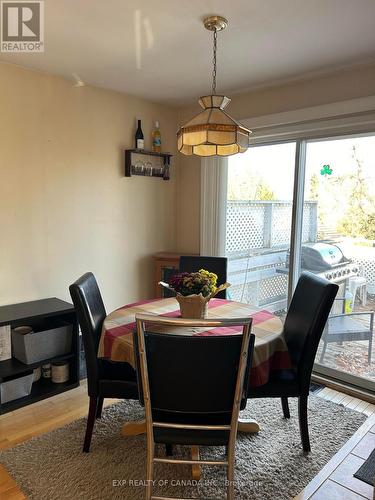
[248,271,338,452]
[69,272,138,452]
[179,255,228,298]
[135,314,254,500]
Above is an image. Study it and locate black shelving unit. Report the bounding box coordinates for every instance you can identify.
[124,149,172,179]
[0,298,79,415]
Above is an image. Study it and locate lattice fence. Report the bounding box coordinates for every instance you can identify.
[226,200,317,312]
[226,201,317,256]
[350,246,375,294]
[226,200,375,310]
[226,202,265,254]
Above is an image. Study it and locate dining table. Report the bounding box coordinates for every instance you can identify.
[98,296,292,437]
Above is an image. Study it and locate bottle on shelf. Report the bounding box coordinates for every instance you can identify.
[135,119,144,150]
[152,120,161,153]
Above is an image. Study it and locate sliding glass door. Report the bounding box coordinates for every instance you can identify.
[226,142,295,323]
[302,135,375,387]
[225,132,375,391]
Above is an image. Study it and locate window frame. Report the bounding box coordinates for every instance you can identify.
[213,123,375,394]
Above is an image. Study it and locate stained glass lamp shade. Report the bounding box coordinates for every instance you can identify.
[177,16,252,157]
[177,95,251,157]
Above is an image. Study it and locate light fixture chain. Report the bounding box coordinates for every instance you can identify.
[212,28,217,95]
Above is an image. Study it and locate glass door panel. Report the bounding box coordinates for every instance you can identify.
[302,134,375,386]
[226,142,297,322]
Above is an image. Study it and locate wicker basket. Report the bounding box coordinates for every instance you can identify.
[176,294,209,319]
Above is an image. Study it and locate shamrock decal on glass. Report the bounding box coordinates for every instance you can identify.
[320,164,333,176]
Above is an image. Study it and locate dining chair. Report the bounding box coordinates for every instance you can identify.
[248,271,338,452]
[179,255,228,298]
[135,314,255,500]
[69,272,138,452]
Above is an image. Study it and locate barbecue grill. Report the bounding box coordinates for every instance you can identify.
[288,242,360,283]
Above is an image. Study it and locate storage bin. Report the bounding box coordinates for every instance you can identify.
[11,319,73,364]
[0,372,33,404]
[51,361,69,383]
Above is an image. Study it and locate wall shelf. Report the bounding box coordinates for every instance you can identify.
[125,149,172,180]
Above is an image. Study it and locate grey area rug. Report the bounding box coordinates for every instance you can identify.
[0,396,366,500]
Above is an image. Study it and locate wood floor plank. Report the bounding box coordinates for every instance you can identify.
[347,397,366,410]
[0,465,26,499]
[0,382,120,499]
[317,387,332,399]
[337,394,355,407]
[331,391,349,404]
[318,388,338,401]
[356,400,372,414]
[363,404,375,417]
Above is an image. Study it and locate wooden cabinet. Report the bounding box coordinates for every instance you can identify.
[0,298,79,414]
[153,252,181,298]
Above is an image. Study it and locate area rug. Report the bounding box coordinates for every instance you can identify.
[354,447,375,486]
[0,396,366,500]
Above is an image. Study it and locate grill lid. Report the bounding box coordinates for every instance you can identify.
[301,243,347,271]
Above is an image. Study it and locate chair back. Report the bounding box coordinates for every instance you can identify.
[136,315,254,424]
[69,272,106,396]
[179,256,228,299]
[283,271,338,392]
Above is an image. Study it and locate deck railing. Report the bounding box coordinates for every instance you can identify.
[226,200,318,257]
[226,200,318,311]
[226,200,375,310]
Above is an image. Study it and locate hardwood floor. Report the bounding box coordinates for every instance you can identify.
[0,381,118,499]
[0,382,374,499]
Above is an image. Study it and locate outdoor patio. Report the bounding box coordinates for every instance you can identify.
[226,200,375,383]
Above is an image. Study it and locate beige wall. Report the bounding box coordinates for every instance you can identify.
[0,63,179,311]
[176,153,201,254]
[3,61,374,307]
[176,64,375,253]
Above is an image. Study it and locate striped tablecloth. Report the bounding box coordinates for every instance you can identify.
[99,298,292,387]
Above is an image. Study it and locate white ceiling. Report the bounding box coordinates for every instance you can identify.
[2,0,375,106]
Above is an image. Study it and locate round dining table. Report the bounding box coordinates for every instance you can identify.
[99,296,291,409]
[98,297,291,478]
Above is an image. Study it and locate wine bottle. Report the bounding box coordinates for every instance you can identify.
[135,119,144,150]
[152,120,161,153]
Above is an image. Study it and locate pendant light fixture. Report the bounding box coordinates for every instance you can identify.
[177,15,252,157]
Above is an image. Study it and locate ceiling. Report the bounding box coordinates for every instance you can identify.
[2,0,375,106]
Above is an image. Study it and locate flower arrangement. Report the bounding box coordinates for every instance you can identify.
[168,269,218,297]
[159,269,230,319]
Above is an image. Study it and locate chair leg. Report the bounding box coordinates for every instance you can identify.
[145,444,154,500]
[226,443,235,500]
[298,395,311,453]
[281,397,290,418]
[96,397,104,419]
[83,396,98,453]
